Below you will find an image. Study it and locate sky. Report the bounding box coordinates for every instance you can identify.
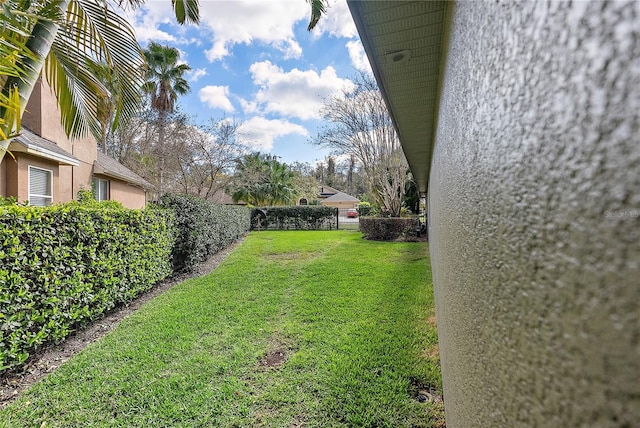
[121,0,372,166]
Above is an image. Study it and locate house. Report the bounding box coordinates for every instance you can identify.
[348,1,639,426]
[0,79,151,209]
[309,185,359,209]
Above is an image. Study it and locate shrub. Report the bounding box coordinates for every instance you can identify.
[255,206,336,230]
[0,203,174,370]
[359,217,420,241]
[159,194,251,272]
[357,201,372,217]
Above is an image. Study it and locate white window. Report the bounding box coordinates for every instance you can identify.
[28,166,53,206]
[92,178,110,201]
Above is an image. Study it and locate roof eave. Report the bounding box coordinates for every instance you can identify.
[93,162,152,191]
[9,139,79,166]
[347,1,450,195]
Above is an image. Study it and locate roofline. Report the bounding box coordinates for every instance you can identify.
[9,137,79,166]
[93,162,152,190]
[346,0,406,156]
[346,1,452,195]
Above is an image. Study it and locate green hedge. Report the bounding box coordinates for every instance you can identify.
[359,217,420,241]
[0,203,174,370]
[253,206,336,230]
[159,194,251,273]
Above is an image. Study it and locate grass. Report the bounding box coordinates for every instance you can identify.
[0,231,443,427]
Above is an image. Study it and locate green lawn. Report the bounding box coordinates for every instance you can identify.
[0,231,443,427]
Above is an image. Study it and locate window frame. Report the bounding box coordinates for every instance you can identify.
[28,165,54,206]
[92,177,110,201]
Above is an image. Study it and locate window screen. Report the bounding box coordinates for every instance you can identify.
[92,178,109,201]
[29,166,53,206]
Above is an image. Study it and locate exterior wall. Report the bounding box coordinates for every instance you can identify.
[22,79,96,160]
[320,200,357,209]
[0,160,5,196]
[429,2,639,427]
[108,179,147,209]
[2,154,60,204]
[13,79,148,208]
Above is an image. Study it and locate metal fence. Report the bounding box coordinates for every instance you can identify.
[335,208,360,230]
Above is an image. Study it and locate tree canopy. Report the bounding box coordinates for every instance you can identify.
[314,72,410,216]
[228,153,297,207]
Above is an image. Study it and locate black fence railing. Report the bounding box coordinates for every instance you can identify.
[251,207,360,231]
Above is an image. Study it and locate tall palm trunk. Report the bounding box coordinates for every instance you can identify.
[157,108,167,197]
[0,1,68,163]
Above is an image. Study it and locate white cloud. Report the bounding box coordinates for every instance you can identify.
[187,68,207,82]
[314,0,358,39]
[199,86,235,112]
[121,2,180,43]
[239,98,260,115]
[346,40,372,73]
[200,1,308,61]
[248,61,353,120]
[238,117,308,152]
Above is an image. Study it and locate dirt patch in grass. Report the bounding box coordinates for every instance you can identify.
[258,334,295,370]
[0,237,245,409]
[258,348,289,369]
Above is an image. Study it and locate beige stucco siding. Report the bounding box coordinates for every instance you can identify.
[1,154,60,204]
[4,78,149,209]
[320,200,357,209]
[108,179,147,209]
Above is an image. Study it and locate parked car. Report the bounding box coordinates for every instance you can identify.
[346,208,358,218]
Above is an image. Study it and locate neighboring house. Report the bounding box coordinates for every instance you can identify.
[311,185,359,209]
[349,1,638,427]
[0,79,151,209]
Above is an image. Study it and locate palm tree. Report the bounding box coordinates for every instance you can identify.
[0,0,326,164]
[229,153,296,206]
[143,42,191,196]
[0,0,200,163]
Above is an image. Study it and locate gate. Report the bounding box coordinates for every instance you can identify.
[336,208,360,230]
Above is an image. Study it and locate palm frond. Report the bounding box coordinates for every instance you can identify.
[45,0,145,140]
[0,86,22,142]
[306,0,327,31]
[171,0,199,25]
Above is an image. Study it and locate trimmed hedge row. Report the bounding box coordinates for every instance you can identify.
[252,206,336,230]
[159,194,251,273]
[0,203,174,370]
[359,217,421,241]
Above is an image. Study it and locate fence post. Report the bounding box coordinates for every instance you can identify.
[336,207,339,230]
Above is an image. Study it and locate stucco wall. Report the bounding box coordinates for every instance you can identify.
[429,2,639,427]
[109,179,147,209]
[2,154,60,204]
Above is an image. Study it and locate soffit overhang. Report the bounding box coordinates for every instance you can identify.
[347,0,449,195]
[9,129,79,166]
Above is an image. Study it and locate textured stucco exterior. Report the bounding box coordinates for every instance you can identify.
[107,179,147,209]
[429,2,639,427]
[2,79,149,207]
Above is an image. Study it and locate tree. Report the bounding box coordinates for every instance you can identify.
[0,0,329,164]
[0,0,199,163]
[228,153,296,206]
[314,72,410,216]
[143,42,191,196]
[292,172,320,205]
[325,155,336,187]
[175,119,248,199]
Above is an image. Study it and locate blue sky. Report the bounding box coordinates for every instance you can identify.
[122,0,371,165]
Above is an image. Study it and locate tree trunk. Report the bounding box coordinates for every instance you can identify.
[157,109,167,197]
[0,1,68,163]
